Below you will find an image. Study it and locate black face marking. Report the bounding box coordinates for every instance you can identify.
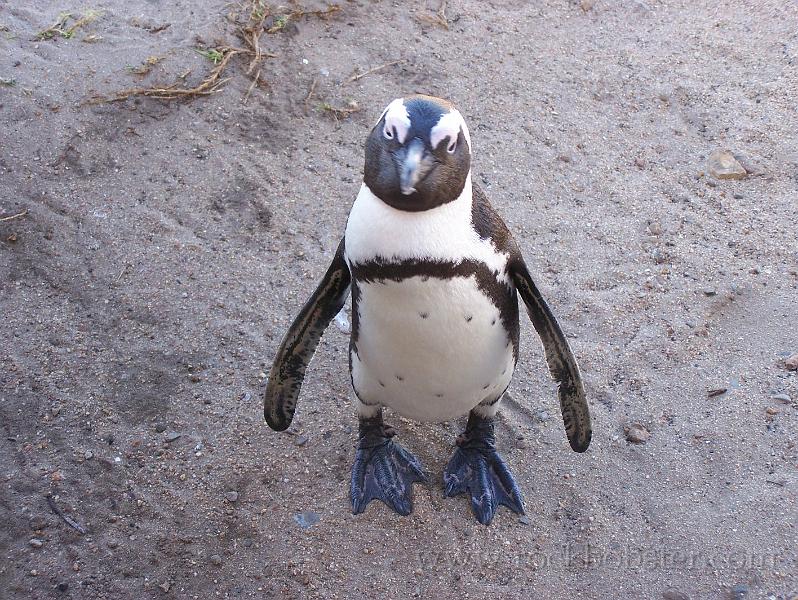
[363,96,471,212]
[349,257,520,362]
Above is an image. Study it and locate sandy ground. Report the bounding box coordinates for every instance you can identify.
[1,0,797,598]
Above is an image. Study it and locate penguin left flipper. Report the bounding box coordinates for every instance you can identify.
[510,257,592,453]
[264,239,351,431]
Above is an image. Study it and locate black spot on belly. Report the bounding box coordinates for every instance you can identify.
[465,315,473,322]
[350,257,520,362]
[482,383,490,390]
[435,393,444,398]
[395,374,404,382]
[378,380,385,387]
[491,318,496,326]
[419,312,428,319]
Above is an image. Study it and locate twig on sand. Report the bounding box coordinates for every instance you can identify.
[417,1,448,29]
[243,69,261,103]
[46,495,87,535]
[0,210,28,222]
[320,100,361,122]
[93,1,340,105]
[95,47,243,103]
[304,77,317,113]
[345,59,404,84]
[36,11,100,40]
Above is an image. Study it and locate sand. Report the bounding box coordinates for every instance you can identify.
[1,1,796,598]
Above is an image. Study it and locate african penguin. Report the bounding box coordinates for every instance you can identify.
[264,95,591,525]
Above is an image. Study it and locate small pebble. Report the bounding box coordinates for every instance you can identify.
[225,491,239,503]
[164,431,181,442]
[154,423,167,433]
[209,554,222,566]
[107,540,119,549]
[293,511,320,529]
[703,288,717,297]
[765,407,778,416]
[730,583,748,599]
[56,582,69,592]
[29,538,44,548]
[518,515,531,526]
[707,149,747,180]
[84,450,94,460]
[770,393,791,403]
[625,423,650,444]
[784,354,798,371]
[159,582,170,593]
[662,589,689,600]
[294,435,309,447]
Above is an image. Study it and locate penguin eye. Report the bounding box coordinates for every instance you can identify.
[447,138,457,154]
[383,126,394,140]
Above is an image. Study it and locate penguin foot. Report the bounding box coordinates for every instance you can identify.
[443,412,524,525]
[350,415,427,516]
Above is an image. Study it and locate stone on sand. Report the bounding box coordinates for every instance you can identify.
[625,423,650,444]
[708,150,747,180]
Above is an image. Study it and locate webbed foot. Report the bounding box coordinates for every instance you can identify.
[443,411,525,525]
[351,414,427,516]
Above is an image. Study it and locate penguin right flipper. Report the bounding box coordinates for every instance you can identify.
[264,239,351,431]
[510,257,592,453]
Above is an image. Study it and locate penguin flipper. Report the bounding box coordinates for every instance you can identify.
[510,258,592,452]
[264,239,351,431]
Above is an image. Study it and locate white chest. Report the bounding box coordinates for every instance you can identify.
[344,177,509,280]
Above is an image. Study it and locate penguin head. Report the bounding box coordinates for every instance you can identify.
[363,95,472,212]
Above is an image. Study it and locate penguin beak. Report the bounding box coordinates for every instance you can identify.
[398,138,427,196]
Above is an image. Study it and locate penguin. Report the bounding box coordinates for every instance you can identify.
[264,95,591,525]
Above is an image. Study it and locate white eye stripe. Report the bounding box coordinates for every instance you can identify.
[382,98,410,144]
[431,109,471,153]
